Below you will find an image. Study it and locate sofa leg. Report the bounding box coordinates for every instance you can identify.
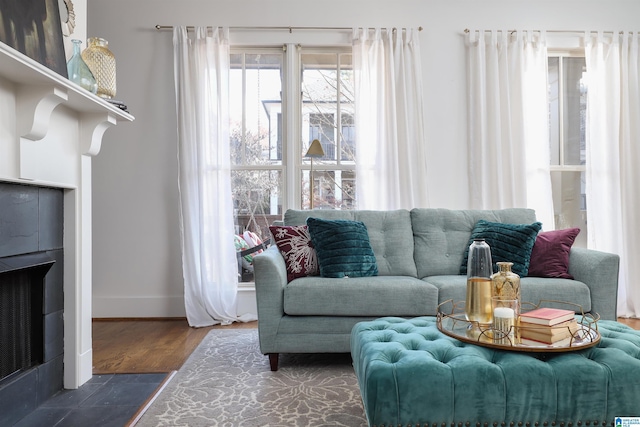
[268,353,279,371]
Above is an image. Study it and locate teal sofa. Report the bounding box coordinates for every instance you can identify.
[253,208,620,370]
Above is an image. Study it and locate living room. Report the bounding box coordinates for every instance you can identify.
[2,0,640,425]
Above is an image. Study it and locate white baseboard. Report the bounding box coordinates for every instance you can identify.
[92,295,186,318]
[93,288,258,319]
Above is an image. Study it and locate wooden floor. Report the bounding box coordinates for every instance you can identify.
[93,317,640,375]
[92,319,257,374]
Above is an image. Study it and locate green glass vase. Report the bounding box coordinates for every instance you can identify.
[67,39,98,94]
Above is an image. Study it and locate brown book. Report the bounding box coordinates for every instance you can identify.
[519,319,579,343]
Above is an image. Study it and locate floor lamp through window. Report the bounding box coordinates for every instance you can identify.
[305,139,325,209]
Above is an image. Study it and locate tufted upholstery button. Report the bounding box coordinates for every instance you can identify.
[493,423,498,427]
[466,422,470,427]
[518,423,523,427]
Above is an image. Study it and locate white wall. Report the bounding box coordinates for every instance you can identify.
[88,0,640,318]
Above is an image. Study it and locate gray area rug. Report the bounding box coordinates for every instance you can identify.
[135,329,368,427]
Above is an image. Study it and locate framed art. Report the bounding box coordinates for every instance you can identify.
[0,0,68,77]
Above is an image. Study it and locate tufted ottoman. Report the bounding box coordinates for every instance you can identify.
[351,317,640,427]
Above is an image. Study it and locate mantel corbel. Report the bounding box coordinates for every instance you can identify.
[80,112,117,156]
[17,85,69,141]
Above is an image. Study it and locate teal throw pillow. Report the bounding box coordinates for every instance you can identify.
[460,219,542,276]
[306,217,378,278]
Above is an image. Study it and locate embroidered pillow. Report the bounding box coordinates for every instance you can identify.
[269,225,318,282]
[306,217,378,278]
[528,228,580,279]
[460,219,542,277]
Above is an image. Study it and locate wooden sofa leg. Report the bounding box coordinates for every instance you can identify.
[268,353,279,371]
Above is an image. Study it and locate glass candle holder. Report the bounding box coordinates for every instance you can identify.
[492,297,518,344]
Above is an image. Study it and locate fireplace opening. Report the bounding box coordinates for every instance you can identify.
[0,253,54,384]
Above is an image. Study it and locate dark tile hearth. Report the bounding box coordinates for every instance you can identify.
[13,373,167,427]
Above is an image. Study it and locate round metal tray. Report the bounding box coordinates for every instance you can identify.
[436,299,601,352]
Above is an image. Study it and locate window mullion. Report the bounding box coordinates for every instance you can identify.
[558,56,565,167]
[283,44,301,210]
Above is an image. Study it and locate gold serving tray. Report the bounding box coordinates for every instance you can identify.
[436,299,601,352]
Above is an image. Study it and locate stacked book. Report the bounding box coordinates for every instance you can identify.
[519,307,578,344]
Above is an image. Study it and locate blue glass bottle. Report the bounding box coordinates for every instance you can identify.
[67,39,98,94]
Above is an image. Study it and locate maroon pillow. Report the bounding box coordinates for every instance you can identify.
[269,225,319,282]
[527,228,580,279]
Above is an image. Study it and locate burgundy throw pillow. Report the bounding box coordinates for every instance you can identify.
[527,228,580,279]
[269,225,319,282]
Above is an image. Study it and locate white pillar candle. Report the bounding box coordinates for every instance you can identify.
[493,307,515,343]
[494,307,515,319]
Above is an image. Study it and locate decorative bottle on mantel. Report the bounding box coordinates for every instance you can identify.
[465,239,493,327]
[66,39,98,94]
[81,37,116,99]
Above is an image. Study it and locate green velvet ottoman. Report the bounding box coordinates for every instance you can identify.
[351,317,640,427]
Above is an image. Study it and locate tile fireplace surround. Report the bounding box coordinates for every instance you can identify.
[0,41,133,424]
[0,184,64,425]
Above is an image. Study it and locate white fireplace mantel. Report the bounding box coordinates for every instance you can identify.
[0,42,134,388]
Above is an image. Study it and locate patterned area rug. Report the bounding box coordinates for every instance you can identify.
[135,329,367,427]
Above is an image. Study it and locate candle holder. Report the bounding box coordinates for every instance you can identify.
[492,297,518,344]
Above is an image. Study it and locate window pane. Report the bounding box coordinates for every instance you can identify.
[230,53,283,166]
[301,50,355,210]
[562,57,586,166]
[303,169,356,210]
[548,57,560,166]
[550,170,587,247]
[301,52,354,165]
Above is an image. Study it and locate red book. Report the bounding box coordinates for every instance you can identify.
[519,307,575,326]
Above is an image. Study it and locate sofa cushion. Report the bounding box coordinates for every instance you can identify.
[285,209,418,277]
[307,218,378,278]
[269,225,319,282]
[411,208,538,278]
[460,219,542,276]
[425,275,591,314]
[283,275,439,316]
[528,228,580,279]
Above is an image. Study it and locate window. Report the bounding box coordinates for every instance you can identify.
[548,54,587,247]
[302,50,355,210]
[230,51,283,249]
[230,46,355,281]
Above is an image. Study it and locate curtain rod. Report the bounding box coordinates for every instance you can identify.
[156,25,422,33]
[464,28,634,35]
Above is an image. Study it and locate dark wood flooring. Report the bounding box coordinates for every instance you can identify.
[92,317,640,375]
[92,319,257,374]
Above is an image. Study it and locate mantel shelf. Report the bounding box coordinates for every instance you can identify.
[0,41,134,121]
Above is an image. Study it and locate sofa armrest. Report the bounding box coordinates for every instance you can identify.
[253,245,288,354]
[568,247,620,320]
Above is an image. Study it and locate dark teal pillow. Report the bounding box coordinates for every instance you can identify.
[306,217,378,278]
[460,219,542,276]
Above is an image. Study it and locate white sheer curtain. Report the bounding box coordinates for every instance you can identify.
[173,27,254,327]
[466,30,555,230]
[353,27,429,210]
[585,31,640,318]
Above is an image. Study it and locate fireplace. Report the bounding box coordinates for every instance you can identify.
[0,183,64,426]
